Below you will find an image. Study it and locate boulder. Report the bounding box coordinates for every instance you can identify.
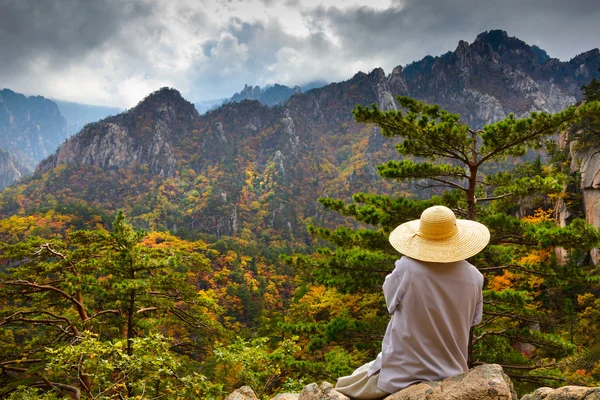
[383,364,517,400]
[271,394,300,400]
[298,382,349,400]
[520,386,600,400]
[226,386,260,400]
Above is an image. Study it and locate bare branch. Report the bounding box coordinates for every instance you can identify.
[476,193,514,202]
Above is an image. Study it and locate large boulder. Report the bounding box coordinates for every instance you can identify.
[298,382,349,400]
[226,386,260,400]
[383,364,517,400]
[271,394,300,400]
[520,386,600,400]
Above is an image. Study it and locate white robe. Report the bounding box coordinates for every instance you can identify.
[367,256,484,394]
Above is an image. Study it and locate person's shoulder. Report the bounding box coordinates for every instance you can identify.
[462,260,484,284]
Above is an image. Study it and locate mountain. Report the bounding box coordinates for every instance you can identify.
[403,30,599,127]
[54,100,122,137]
[0,89,68,168]
[8,31,600,240]
[230,84,302,106]
[193,81,328,115]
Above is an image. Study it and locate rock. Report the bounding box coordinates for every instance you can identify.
[520,386,600,400]
[271,394,300,400]
[298,381,349,400]
[383,364,517,400]
[226,385,260,400]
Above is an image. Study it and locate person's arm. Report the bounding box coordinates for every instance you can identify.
[472,289,483,326]
[472,274,484,326]
[383,259,409,314]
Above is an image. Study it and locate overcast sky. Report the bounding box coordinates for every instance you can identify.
[1,0,598,108]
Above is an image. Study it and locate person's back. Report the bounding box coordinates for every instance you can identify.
[374,256,483,392]
[335,206,489,400]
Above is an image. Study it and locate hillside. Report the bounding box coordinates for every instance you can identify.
[4,30,600,241]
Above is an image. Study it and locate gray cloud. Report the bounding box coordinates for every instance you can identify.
[0,0,150,74]
[0,0,598,107]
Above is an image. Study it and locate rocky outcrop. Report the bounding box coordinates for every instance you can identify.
[226,386,259,400]
[384,364,516,400]
[224,365,600,400]
[0,89,68,167]
[521,386,600,400]
[297,382,348,400]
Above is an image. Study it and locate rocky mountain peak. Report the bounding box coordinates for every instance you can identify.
[35,87,201,178]
[130,87,198,118]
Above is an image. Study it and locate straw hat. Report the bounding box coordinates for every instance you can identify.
[388,206,490,263]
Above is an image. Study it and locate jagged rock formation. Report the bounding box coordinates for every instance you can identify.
[194,82,328,115]
[231,84,302,107]
[0,148,31,189]
[403,30,598,128]
[0,89,68,167]
[12,31,600,238]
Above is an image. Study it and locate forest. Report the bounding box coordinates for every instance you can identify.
[1,76,600,399]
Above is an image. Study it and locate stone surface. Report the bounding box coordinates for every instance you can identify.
[271,394,300,400]
[520,386,600,400]
[298,381,349,400]
[226,385,260,400]
[383,364,517,400]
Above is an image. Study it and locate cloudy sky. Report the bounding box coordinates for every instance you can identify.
[1,0,599,108]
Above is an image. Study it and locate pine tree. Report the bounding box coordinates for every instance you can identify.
[582,69,600,103]
[0,211,222,397]
[286,96,600,386]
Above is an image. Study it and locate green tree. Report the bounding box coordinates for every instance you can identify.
[0,212,222,398]
[286,96,600,387]
[582,69,600,103]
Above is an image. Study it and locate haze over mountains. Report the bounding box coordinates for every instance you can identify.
[1,31,599,237]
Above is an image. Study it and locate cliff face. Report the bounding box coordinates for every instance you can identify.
[0,89,68,168]
[557,132,600,264]
[0,148,31,190]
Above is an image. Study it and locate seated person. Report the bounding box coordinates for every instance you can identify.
[335,206,489,399]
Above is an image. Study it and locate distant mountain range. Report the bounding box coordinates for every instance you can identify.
[54,100,122,137]
[193,81,328,114]
[2,31,599,237]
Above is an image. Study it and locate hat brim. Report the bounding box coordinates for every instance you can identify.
[388,219,490,263]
